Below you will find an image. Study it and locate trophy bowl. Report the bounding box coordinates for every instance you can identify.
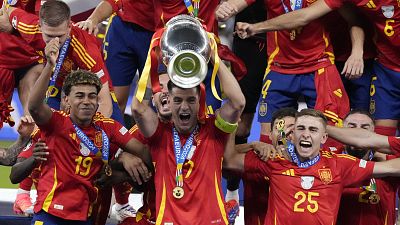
[161,14,211,88]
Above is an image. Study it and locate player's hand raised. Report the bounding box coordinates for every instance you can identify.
[216,1,238,22]
[17,115,36,138]
[0,5,13,33]
[235,22,255,39]
[76,19,99,35]
[45,38,60,66]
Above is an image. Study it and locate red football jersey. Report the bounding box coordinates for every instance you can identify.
[34,111,132,221]
[246,0,334,74]
[324,0,400,72]
[145,117,229,225]
[338,176,400,225]
[388,136,400,156]
[9,8,113,89]
[17,127,41,159]
[0,1,41,69]
[153,0,219,34]
[244,150,375,225]
[106,0,155,32]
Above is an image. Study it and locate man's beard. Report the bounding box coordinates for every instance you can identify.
[345,145,369,160]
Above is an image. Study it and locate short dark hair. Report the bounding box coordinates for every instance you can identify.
[167,80,200,95]
[270,107,297,131]
[39,0,70,27]
[295,108,328,127]
[344,109,374,124]
[62,70,102,96]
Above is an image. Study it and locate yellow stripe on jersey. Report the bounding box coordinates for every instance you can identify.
[274,210,277,225]
[337,154,357,161]
[31,128,40,137]
[322,31,335,64]
[34,221,44,225]
[17,25,40,34]
[18,21,39,28]
[70,39,94,69]
[155,179,166,225]
[129,125,139,134]
[215,172,229,225]
[70,38,95,68]
[263,31,280,80]
[71,36,96,66]
[43,166,58,211]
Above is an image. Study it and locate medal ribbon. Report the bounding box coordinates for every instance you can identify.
[46,38,71,101]
[281,0,303,13]
[287,141,320,168]
[183,0,200,17]
[172,126,197,187]
[72,122,110,166]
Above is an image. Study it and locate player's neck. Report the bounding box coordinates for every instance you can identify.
[298,151,319,162]
[70,115,92,127]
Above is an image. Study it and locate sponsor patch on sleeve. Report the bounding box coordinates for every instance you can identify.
[359,159,367,168]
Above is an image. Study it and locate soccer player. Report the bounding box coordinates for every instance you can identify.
[216,0,351,146]
[1,0,124,123]
[131,53,245,224]
[222,0,268,210]
[0,115,36,166]
[26,37,151,224]
[76,0,155,114]
[234,0,400,137]
[333,110,400,225]
[224,108,400,225]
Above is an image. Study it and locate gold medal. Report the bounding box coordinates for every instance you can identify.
[369,193,380,204]
[105,164,112,177]
[172,186,184,199]
[290,30,296,40]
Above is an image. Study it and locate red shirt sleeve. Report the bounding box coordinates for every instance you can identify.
[18,140,34,158]
[129,124,148,145]
[244,151,271,181]
[9,8,45,49]
[337,154,375,187]
[323,0,344,10]
[106,121,133,148]
[106,0,122,12]
[388,136,400,157]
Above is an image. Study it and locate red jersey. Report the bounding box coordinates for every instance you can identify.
[153,0,219,33]
[338,175,400,225]
[0,1,41,69]
[388,136,400,156]
[325,0,400,71]
[34,111,132,221]
[9,8,113,89]
[246,0,334,74]
[244,150,375,225]
[106,0,155,32]
[145,118,229,225]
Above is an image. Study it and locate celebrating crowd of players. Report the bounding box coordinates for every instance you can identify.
[0,0,400,225]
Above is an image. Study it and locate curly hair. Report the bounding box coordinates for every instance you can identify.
[62,70,102,96]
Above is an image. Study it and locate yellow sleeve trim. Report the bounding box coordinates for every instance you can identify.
[214,113,238,134]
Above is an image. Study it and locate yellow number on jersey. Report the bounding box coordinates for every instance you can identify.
[261,79,272,99]
[75,156,93,176]
[293,191,319,213]
[384,19,395,37]
[370,76,377,96]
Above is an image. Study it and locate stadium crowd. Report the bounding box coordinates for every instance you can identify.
[0,0,400,225]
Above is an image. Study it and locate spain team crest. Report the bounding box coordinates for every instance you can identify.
[94,131,103,148]
[318,168,332,185]
[259,102,267,117]
[381,5,395,18]
[62,58,73,72]
[300,176,314,190]
[369,100,376,114]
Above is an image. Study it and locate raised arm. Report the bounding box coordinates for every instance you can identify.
[131,82,159,137]
[215,0,249,22]
[327,125,392,154]
[235,0,332,39]
[76,0,113,35]
[373,158,400,177]
[28,39,59,125]
[216,59,246,124]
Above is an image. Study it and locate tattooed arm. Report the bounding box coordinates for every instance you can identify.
[0,115,36,166]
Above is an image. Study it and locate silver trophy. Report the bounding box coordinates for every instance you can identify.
[161,15,211,88]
